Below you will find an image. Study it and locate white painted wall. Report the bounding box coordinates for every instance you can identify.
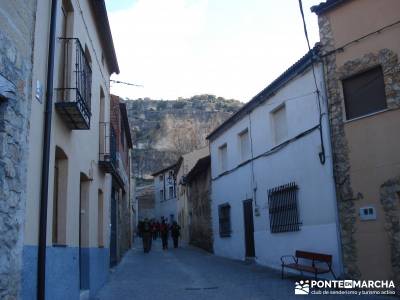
[153,168,177,223]
[210,63,343,276]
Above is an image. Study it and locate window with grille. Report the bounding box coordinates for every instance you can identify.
[268,182,301,233]
[342,66,387,120]
[218,203,231,237]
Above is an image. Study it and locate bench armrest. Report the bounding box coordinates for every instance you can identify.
[280,255,297,265]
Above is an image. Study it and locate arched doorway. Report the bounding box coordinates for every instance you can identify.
[52,146,68,246]
[79,172,90,292]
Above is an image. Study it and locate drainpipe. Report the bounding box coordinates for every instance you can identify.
[37,0,58,299]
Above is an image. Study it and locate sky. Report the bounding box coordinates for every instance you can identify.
[105,0,324,102]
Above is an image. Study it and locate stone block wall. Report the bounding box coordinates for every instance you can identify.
[0,1,37,298]
[188,166,213,253]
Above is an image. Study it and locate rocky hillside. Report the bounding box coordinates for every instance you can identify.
[125,95,243,186]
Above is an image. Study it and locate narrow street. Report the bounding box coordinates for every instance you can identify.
[94,240,383,300]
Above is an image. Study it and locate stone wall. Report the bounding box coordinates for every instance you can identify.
[0,1,37,298]
[318,14,361,279]
[380,178,400,286]
[188,166,213,253]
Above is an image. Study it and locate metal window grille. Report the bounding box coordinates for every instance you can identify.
[268,182,301,233]
[218,204,231,237]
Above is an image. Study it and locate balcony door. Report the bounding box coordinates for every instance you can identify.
[58,0,74,96]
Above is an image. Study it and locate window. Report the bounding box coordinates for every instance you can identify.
[159,174,163,182]
[238,129,250,161]
[219,144,228,173]
[342,66,387,120]
[169,186,174,199]
[168,170,174,182]
[272,104,288,144]
[160,189,164,201]
[268,182,301,233]
[59,0,74,90]
[218,204,231,237]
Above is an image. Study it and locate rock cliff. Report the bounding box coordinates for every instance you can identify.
[125,95,242,186]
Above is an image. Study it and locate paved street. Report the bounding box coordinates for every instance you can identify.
[94,239,390,300]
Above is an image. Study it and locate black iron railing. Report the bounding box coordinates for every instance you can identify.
[55,38,92,129]
[268,182,301,233]
[99,122,117,169]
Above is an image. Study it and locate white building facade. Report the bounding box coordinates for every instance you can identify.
[208,48,343,276]
[153,164,178,223]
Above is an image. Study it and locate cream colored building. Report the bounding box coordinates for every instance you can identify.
[312,0,400,283]
[22,0,120,299]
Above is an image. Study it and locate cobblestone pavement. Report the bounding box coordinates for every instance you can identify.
[95,239,390,300]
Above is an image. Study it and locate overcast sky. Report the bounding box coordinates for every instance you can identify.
[105,0,323,102]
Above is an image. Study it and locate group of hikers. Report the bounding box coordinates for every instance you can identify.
[137,218,181,253]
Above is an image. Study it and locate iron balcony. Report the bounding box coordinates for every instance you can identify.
[99,122,125,189]
[55,38,92,130]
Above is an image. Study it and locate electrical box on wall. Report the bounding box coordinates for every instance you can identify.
[359,206,376,221]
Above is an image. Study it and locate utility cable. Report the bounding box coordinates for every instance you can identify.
[111,80,144,87]
[298,0,326,165]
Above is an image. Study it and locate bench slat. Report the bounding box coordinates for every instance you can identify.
[284,263,330,274]
[295,250,332,263]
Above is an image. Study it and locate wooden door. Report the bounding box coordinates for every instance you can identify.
[243,200,255,258]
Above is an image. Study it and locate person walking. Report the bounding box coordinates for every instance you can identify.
[142,218,152,253]
[171,221,181,248]
[160,219,169,250]
[155,220,160,239]
[151,220,157,240]
[137,220,144,238]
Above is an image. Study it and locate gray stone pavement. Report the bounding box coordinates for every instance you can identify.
[94,239,391,300]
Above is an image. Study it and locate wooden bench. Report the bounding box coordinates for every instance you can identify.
[281,250,336,279]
